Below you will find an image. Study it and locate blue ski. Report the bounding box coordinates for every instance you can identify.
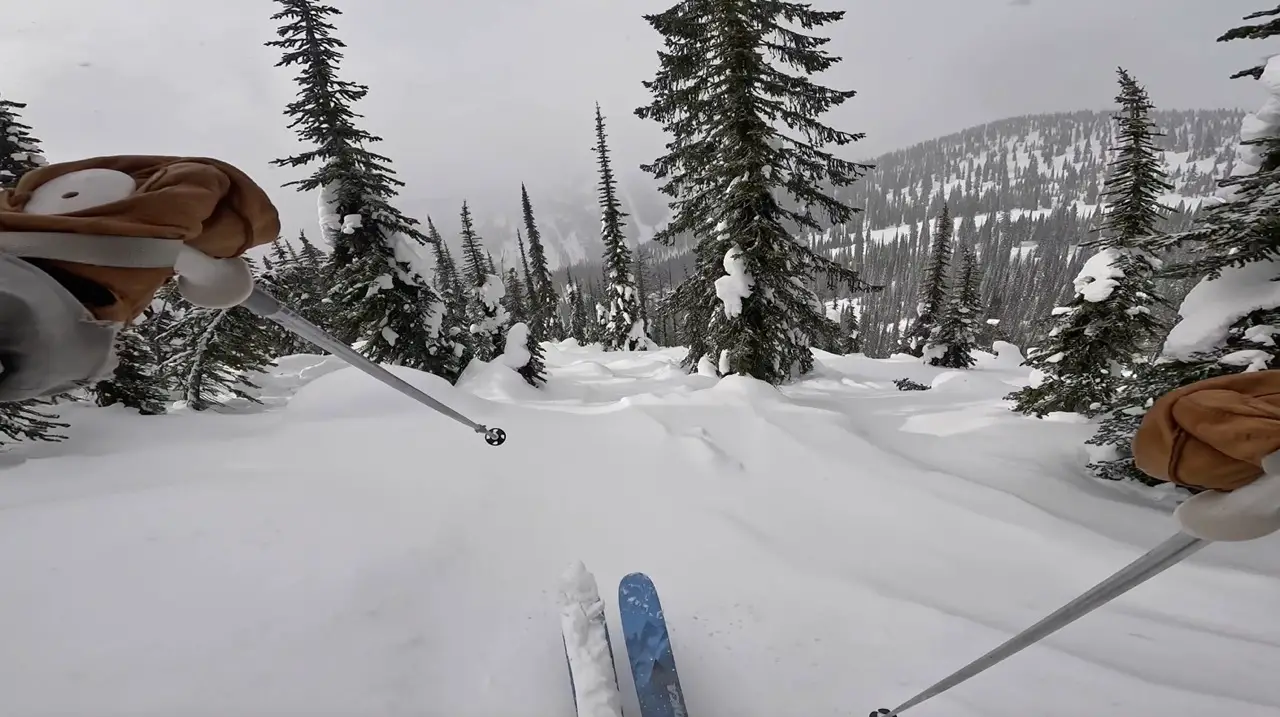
[618,572,687,717]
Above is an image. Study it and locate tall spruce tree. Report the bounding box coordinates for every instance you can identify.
[502,268,528,325]
[1009,68,1170,418]
[458,203,507,362]
[424,218,468,381]
[902,205,954,357]
[566,275,591,345]
[268,0,451,374]
[838,303,862,354]
[517,229,536,302]
[925,242,983,368]
[160,262,279,412]
[594,104,648,351]
[0,95,46,188]
[521,185,561,340]
[1091,18,1280,481]
[636,0,877,384]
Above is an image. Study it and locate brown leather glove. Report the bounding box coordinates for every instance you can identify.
[1133,370,1280,491]
[0,155,280,323]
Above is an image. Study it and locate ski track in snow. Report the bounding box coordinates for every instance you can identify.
[0,344,1279,716]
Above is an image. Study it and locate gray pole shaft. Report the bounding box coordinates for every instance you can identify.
[241,288,486,434]
[884,531,1206,716]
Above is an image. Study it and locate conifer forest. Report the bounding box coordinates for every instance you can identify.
[0,1,1277,495]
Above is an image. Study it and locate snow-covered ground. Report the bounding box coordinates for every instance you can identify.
[2,343,1279,716]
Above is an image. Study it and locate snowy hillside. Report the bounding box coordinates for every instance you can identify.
[555,109,1242,270]
[2,343,1278,716]
[435,110,1242,277]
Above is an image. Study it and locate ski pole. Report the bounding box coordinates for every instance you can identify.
[872,457,1280,717]
[171,244,505,445]
[240,288,507,446]
[870,531,1205,716]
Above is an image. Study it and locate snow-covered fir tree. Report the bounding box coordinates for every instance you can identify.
[925,242,983,368]
[1091,20,1280,482]
[838,303,861,354]
[0,398,67,446]
[92,324,168,415]
[160,279,278,412]
[458,203,507,362]
[521,185,562,341]
[267,0,451,374]
[903,205,954,357]
[517,229,537,306]
[276,231,331,343]
[634,248,653,340]
[1009,68,1170,418]
[502,267,528,325]
[594,104,648,351]
[636,0,877,384]
[0,94,46,188]
[566,275,592,345]
[501,263,548,387]
[425,218,469,381]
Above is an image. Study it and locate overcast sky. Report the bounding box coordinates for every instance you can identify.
[0,0,1268,240]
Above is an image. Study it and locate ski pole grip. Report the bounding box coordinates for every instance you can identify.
[174,244,255,309]
[1174,451,1280,542]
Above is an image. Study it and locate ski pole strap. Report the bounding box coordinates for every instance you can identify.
[874,531,1206,716]
[0,231,183,268]
[241,288,506,446]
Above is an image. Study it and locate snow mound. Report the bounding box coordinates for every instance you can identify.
[500,323,533,370]
[991,341,1025,367]
[457,358,542,402]
[702,373,784,403]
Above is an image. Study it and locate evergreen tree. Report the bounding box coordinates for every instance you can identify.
[594,104,648,351]
[0,398,67,446]
[1091,22,1280,482]
[458,203,507,362]
[636,0,876,384]
[634,247,652,333]
[1009,68,1170,418]
[160,293,278,412]
[566,275,591,345]
[1219,7,1280,79]
[268,0,450,374]
[925,242,983,368]
[503,267,528,325]
[0,94,46,188]
[92,324,168,415]
[280,230,331,337]
[838,303,862,354]
[521,185,561,340]
[517,229,536,303]
[424,218,468,382]
[902,205,954,357]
